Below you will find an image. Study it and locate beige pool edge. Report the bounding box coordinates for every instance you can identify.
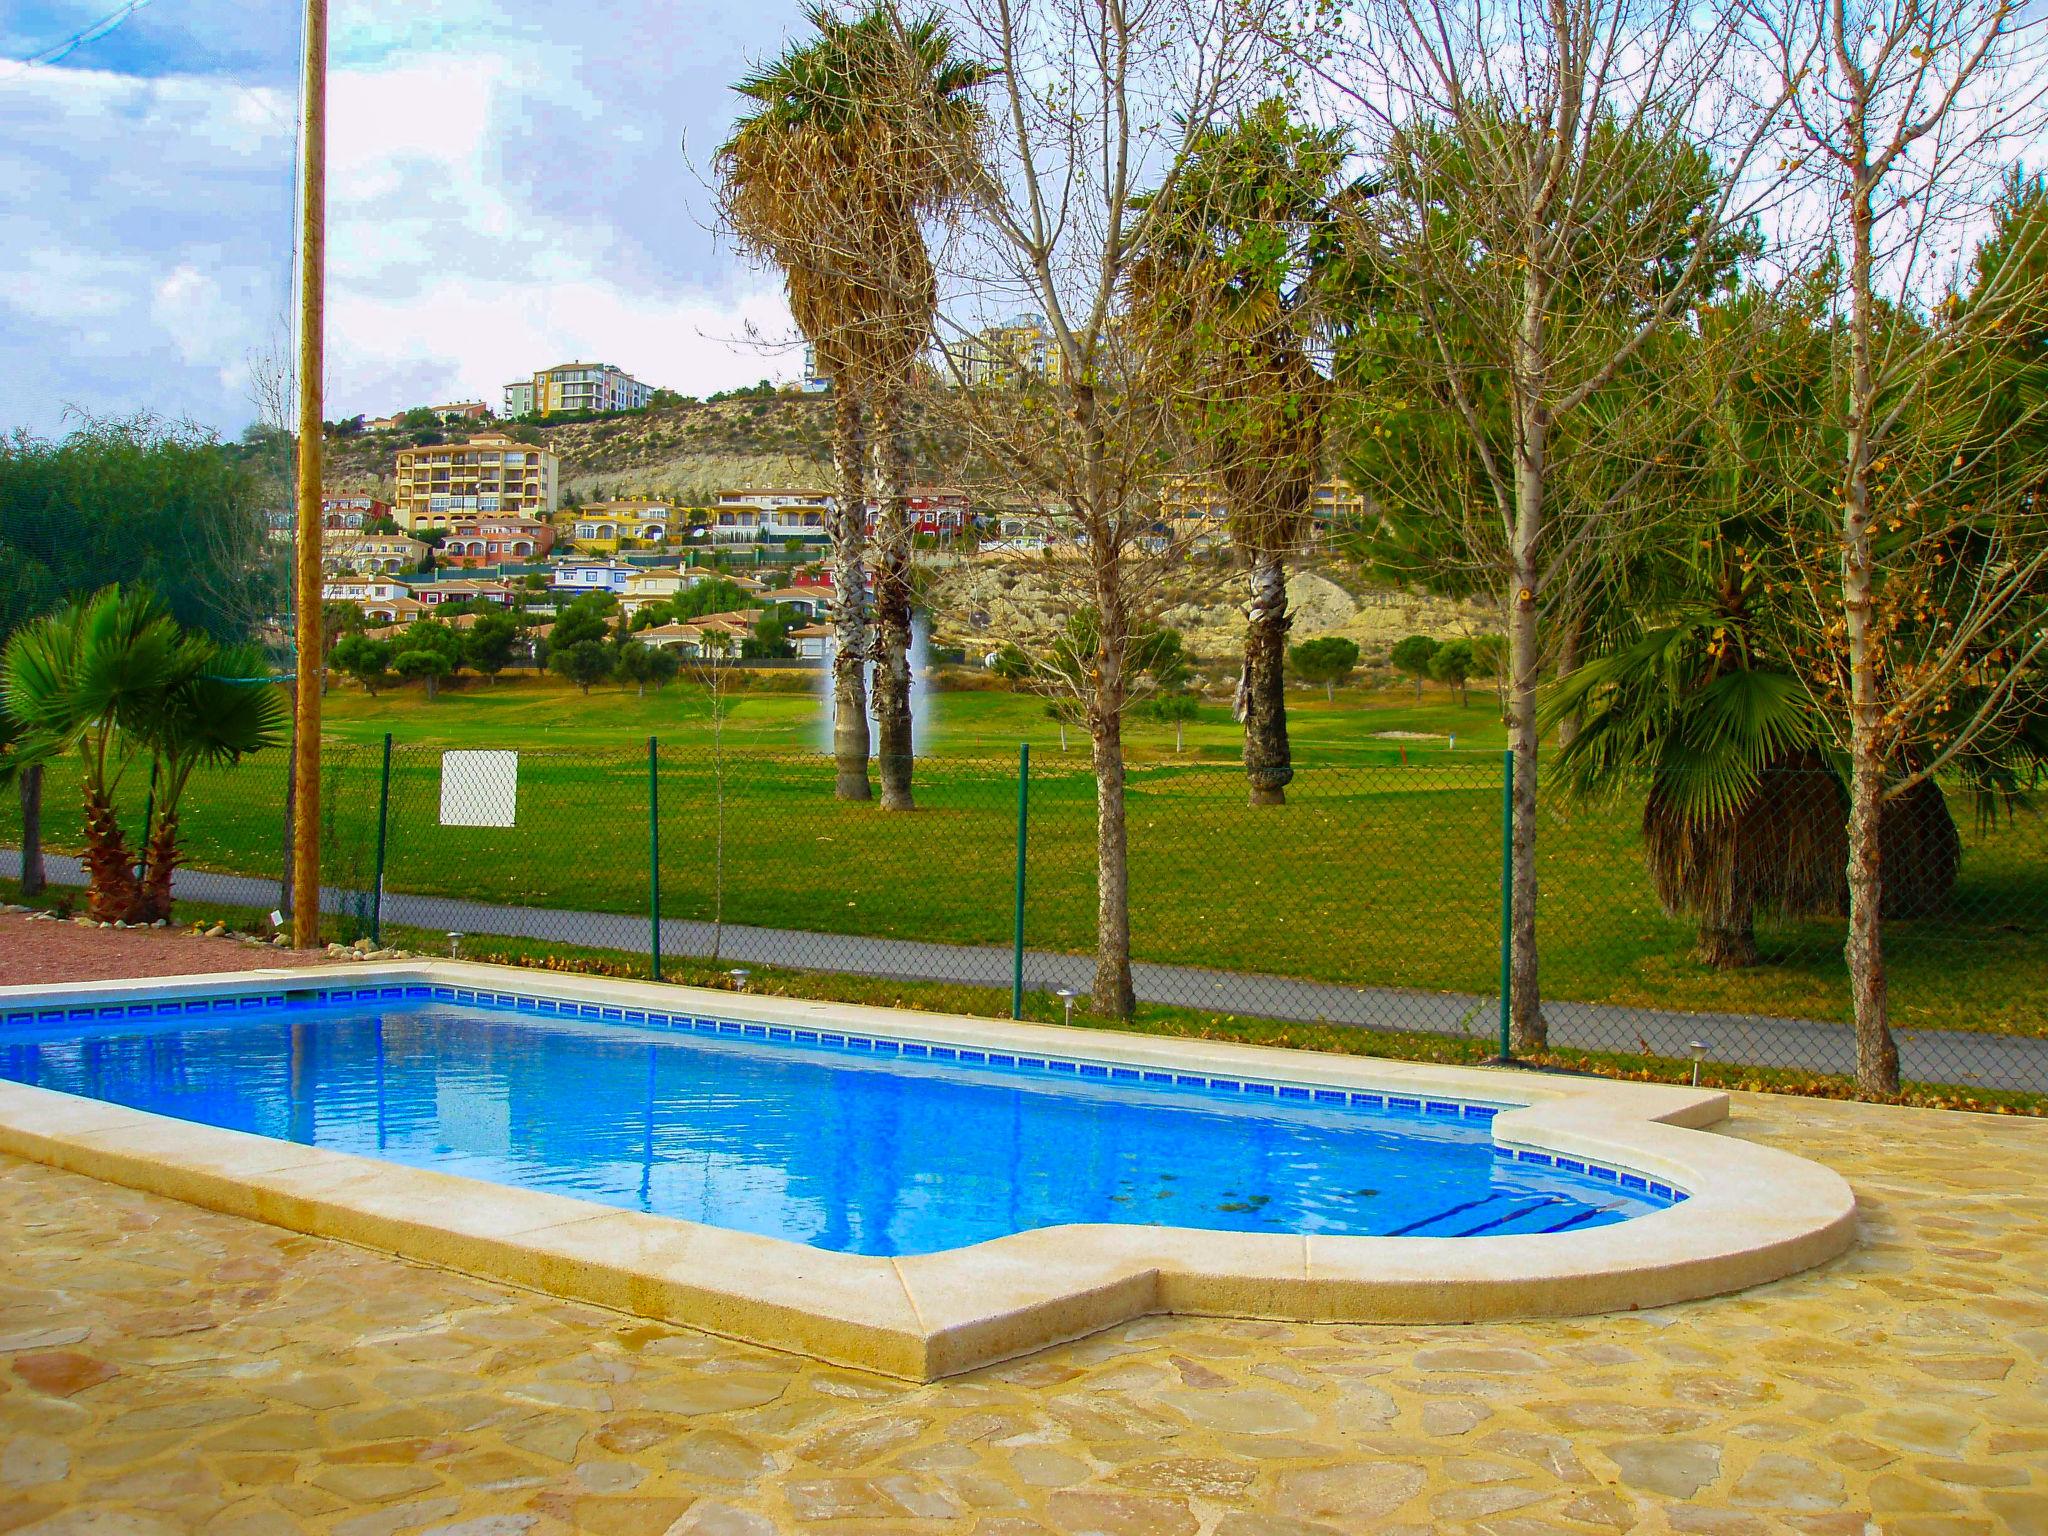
[0,960,1859,1381]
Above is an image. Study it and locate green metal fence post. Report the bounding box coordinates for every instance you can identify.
[1012,741,1030,1020]
[370,734,392,946]
[1497,748,1514,1063]
[648,735,662,982]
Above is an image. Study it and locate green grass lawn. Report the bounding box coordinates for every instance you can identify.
[6,672,2043,1038]
[311,669,1512,762]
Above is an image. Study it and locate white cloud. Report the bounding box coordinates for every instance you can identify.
[328,271,795,414]
[313,46,794,418]
[3,247,130,324]
[0,3,803,437]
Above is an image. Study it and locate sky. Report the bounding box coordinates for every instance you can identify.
[0,0,804,440]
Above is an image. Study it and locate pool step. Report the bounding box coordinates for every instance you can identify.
[1385,1190,1623,1238]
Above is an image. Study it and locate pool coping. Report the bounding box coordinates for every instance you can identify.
[0,960,1859,1381]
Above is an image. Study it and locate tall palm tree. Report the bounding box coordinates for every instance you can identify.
[718,4,984,806]
[864,10,983,811]
[1127,100,1351,806]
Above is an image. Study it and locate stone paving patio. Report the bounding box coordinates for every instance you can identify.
[0,1091,2042,1536]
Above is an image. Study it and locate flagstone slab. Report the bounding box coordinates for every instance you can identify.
[0,1015,2041,1531]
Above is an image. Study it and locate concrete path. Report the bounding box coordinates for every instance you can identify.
[7,849,2042,1094]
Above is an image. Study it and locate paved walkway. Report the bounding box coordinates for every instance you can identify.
[1,1092,2043,1533]
[8,850,2045,1093]
[0,911,327,986]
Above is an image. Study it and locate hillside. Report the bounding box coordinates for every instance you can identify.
[930,559,1497,663]
[319,396,1494,654]
[323,397,834,503]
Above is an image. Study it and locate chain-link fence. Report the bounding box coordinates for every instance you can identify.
[4,740,2043,1104]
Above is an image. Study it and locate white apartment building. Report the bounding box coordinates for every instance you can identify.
[504,362,652,418]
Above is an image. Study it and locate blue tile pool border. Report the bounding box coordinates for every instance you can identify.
[1,978,1683,1205]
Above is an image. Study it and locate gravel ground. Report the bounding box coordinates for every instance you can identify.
[0,910,332,987]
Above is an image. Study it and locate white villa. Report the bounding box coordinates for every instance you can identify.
[321,576,409,608]
[550,561,636,596]
[758,585,833,620]
[615,566,749,619]
[324,534,427,575]
[712,490,832,546]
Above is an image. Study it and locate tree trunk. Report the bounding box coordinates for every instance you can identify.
[830,387,873,800]
[1695,882,1757,969]
[18,765,45,900]
[140,810,179,924]
[1842,170,1900,1099]
[80,787,142,924]
[1845,748,1896,1094]
[1554,608,1587,750]
[870,389,915,810]
[278,723,297,917]
[1506,275,1549,1054]
[1241,552,1292,807]
[1090,679,1136,1018]
[1080,384,1135,1020]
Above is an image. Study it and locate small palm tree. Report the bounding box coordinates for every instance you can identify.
[3,587,183,920]
[134,643,288,921]
[3,587,285,923]
[1545,616,1845,968]
[1543,518,1975,967]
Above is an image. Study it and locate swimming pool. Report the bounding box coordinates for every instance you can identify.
[0,992,1674,1255]
[0,964,1858,1379]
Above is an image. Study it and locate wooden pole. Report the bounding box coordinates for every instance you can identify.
[291,0,327,950]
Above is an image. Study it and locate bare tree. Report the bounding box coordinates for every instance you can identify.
[684,634,739,963]
[1318,0,1790,1050]
[220,341,305,915]
[1758,0,2048,1095]
[935,0,1279,1014]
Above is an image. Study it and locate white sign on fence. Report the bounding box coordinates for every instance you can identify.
[439,750,518,828]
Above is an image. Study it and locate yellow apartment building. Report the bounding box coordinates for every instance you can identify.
[393,432,559,533]
[957,314,1065,388]
[1158,474,1369,537]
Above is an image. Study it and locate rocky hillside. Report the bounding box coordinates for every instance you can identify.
[323,397,834,504]
[929,557,1497,663]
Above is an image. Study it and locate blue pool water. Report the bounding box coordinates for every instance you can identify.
[0,997,1676,1255]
